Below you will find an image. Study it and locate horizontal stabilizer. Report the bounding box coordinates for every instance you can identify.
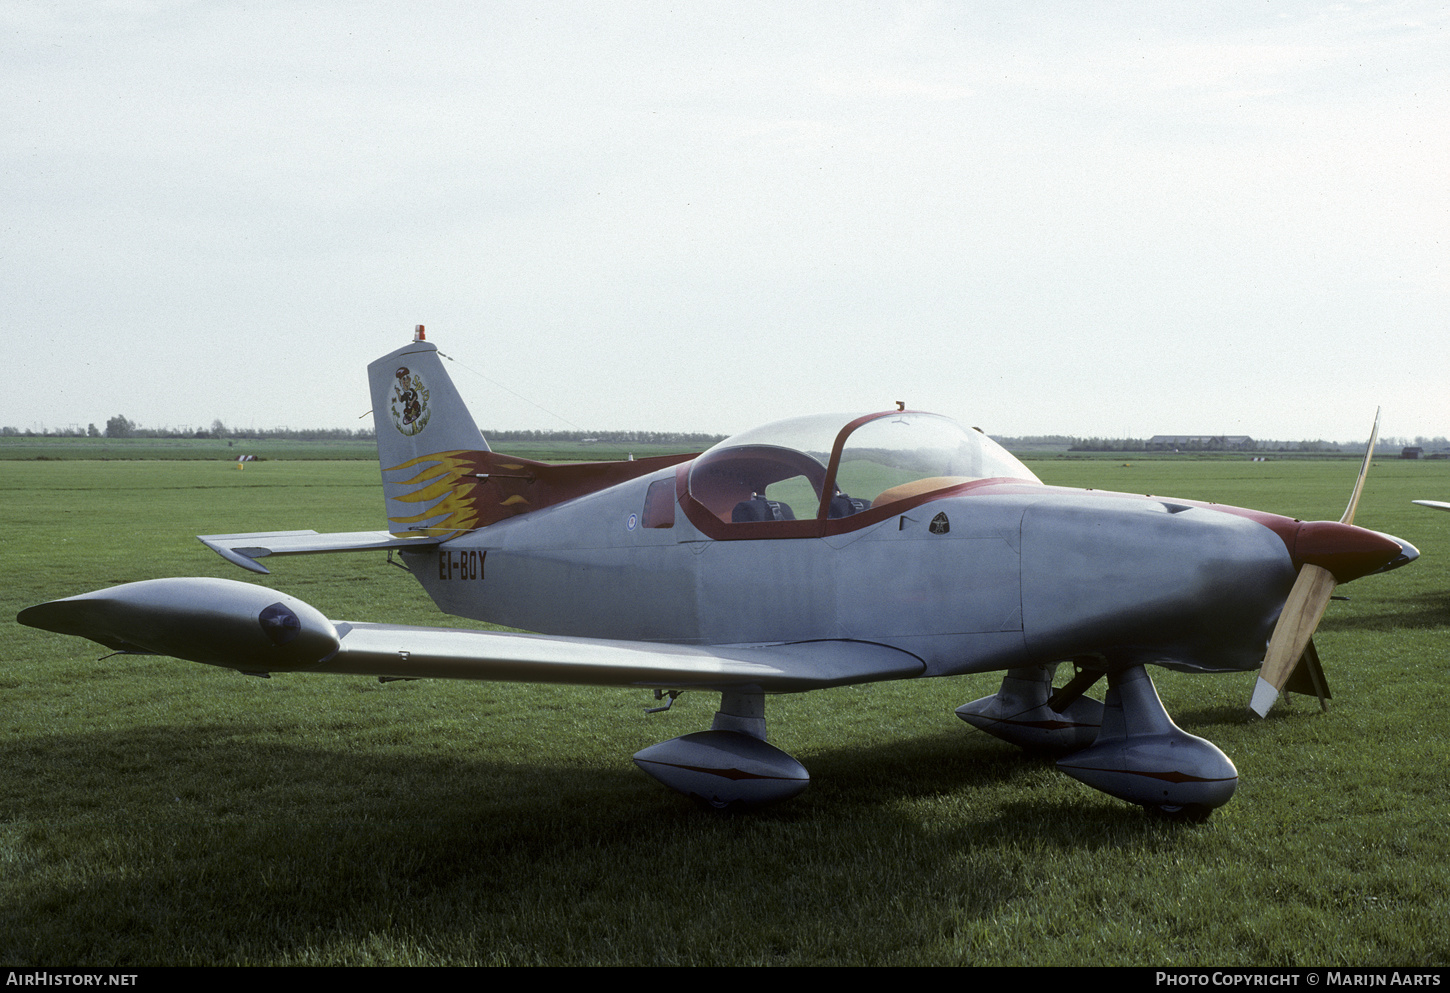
[199,531,441,574]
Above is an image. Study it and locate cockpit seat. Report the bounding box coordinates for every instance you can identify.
[827,492,871,519]
[732,495,797,523]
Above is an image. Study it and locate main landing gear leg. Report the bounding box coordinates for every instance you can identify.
[956,663,1104,752]
[1055,665,1238,821]
[632,690,810,809]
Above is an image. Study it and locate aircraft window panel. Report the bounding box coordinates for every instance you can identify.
[688,442,828,523]
[642,478,676,528]
[691,471,755,521]
[762,475,818,521]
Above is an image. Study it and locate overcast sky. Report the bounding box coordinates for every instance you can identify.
[5,1,1446,442]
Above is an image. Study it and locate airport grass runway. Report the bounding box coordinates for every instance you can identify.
[3,456,1448,965]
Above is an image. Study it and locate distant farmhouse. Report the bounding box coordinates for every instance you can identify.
[1147,435,1256,452]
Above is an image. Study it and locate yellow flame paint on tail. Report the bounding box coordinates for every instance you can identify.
[383,450,486,534]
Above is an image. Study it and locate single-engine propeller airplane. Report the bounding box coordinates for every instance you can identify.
[19,328,1420,821]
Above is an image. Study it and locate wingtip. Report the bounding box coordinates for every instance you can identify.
[197,536,274,574]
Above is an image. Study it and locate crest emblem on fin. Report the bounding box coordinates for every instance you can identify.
[389,366,431,436]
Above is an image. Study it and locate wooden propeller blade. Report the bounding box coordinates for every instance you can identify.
[1340,407,1380,526]
[1252,409,1378,716]
[1250,563,1337,717]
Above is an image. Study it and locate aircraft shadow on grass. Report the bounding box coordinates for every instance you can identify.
[1316,592,1450,632]
[12,720,1201,835]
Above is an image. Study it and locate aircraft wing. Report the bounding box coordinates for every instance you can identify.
[198,530,442,574]
[1413,500,1450,512]
[314,622,925,692]
[18,578,926,693]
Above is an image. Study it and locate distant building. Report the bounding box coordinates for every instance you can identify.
[1401,446,1423,459]
[1147,435,1255,452]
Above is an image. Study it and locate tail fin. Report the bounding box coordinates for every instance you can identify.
[367,331,697,537]
[368,335,491,536]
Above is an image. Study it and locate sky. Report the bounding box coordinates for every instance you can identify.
[4,0,1446,442]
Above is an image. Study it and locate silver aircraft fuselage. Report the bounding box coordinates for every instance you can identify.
[415,467,1300,680]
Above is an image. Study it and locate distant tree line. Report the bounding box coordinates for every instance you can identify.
[0,417,377,442]
[1062,437,1151,452]
[3,419,1442,455]
[1057,436,1449,454]
[482,428,727,447]
[0,418,721,447]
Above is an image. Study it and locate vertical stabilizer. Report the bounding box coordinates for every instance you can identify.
[368,335,490,536]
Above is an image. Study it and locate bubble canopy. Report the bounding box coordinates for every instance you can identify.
[682,411,1041,538]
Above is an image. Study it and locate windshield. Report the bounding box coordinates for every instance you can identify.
[831,412,1039,509]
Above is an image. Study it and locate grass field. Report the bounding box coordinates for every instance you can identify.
[3,456,1449,966]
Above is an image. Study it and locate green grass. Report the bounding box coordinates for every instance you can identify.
[3,457,1449,965]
